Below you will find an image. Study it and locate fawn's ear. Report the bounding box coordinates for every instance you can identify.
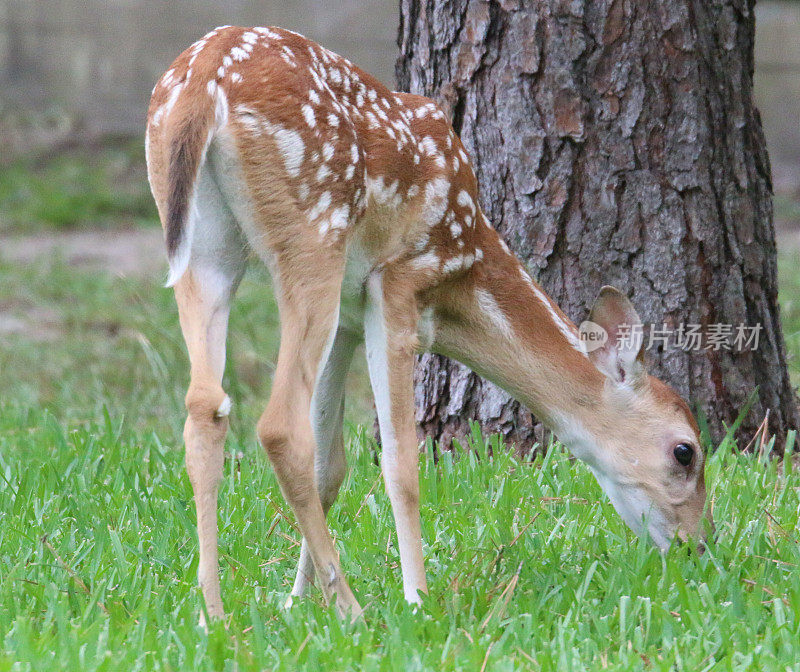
[588,286,646,387]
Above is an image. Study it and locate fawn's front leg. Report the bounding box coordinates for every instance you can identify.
[364,272,427,604]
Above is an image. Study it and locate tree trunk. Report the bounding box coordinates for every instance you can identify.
[397,0,799,453]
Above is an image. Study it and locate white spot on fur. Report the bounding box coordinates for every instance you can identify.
[316,164,331,182]
[322,142,334,161]
[234,105,263,135]
[261,122,305,177]
[410,250,440,271]
[158,83,183,123]
[302,104,316,128]
[309,191,332,222]
[329,204,349,230]
[309,89,321,105]
[419,136,437,155]
[442,256,462,274]
[475,289,515,340]
[160,68,176,88]
[423,177,450,227]
[443,253,475,275]
[230,46,249,62]
[374,106,389,122]
[457,190,476,214]
[366,176,401,208]
[212,83,229,129]
[518,268,584,353]
[254,26,282,40]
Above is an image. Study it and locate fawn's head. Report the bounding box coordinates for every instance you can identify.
[574,287,712,550]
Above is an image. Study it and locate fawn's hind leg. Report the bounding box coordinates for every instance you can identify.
[256,251,362,619]
[173,167,246,625]
[286,328,359,606]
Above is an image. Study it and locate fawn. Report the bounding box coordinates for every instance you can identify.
[146,26,711,621]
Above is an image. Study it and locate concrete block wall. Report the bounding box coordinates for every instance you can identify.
[0,0,797,197]
[0,0,398,135]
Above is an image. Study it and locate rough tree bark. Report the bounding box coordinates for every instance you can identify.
[397,0,799,452]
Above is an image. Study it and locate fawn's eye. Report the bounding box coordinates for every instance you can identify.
[673,442,694,466]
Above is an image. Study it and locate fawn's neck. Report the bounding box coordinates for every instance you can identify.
[431,225,608,457]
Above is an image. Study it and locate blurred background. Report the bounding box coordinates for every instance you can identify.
[0,0,797,439]
[0,1,398,137]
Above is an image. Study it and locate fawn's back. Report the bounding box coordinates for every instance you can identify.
[145,25,493,311]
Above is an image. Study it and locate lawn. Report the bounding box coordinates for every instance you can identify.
[1,143,799,670]
[1,402,799,670]
[1,398,798,671]
[0,139,154,233]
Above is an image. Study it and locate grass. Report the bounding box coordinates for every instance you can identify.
[1,144,799,669]
[1,405,799,670]
[0,139,158,233]
[0,262,799,671]
[0,257,373,438]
